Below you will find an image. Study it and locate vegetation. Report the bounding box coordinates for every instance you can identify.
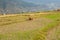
[0,11,60,40]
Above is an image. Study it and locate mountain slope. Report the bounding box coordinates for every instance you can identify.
[0,0,59,13]
[0,0,39,13]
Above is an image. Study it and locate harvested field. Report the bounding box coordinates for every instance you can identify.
[0,12,60,40]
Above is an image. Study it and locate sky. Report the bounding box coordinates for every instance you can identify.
[23,0,60,9]
[23,0,60,4]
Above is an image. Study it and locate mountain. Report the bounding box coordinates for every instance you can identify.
[0,0,40,13]
[0,0,60,13]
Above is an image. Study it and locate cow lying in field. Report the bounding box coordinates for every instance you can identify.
[24,14,33,21]
[28,17,33,20]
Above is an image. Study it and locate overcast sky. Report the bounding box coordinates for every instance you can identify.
[23,0,60,4]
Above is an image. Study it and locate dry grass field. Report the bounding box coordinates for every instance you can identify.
[0,11,60,40]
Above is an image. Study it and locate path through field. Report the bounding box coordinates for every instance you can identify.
[46,24,60,40]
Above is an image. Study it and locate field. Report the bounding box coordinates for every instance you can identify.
[0,11,60,40]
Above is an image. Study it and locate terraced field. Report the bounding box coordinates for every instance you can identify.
[0,11,60,40]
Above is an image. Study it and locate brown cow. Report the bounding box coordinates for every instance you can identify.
[28,17,33,20]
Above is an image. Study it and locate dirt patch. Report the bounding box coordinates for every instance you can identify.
[0,18,52,34]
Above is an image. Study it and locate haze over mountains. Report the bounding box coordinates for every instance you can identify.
[24,0,60,9]
[0,0,60,13]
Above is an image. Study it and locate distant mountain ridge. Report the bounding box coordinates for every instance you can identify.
[0,0,39,13]
[0,0,60,13]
